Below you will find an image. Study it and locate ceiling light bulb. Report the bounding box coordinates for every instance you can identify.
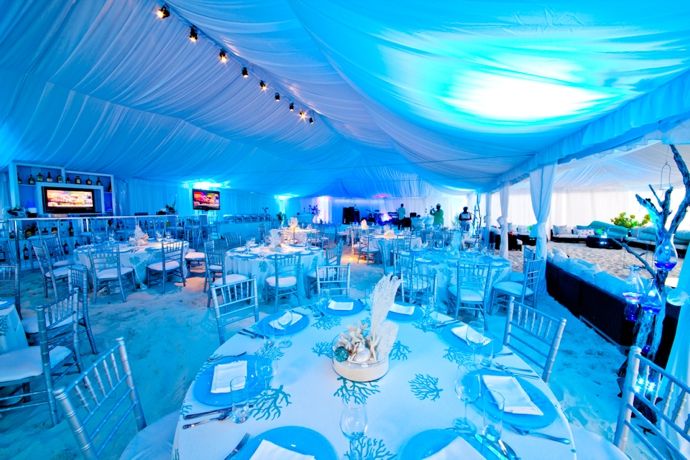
[299,110,307,120]
[219,50,228,63]
[259,80,267,91]
[241,67,249,78]
[189,26,198,42]
[157,5,170,19]
[289,102,294,112]
[274,92,280,102]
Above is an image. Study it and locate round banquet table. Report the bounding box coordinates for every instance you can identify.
[225,245,324,300]
[74,240,189,288]
[173,306,577,459]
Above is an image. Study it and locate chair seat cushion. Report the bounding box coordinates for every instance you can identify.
[185,251,205,261]
[265,276,297,287]
[96,266,134,280]
[53,259,74,268]
[21,311,74,334]
[493,281,533,297]
[119,411,177,460]
[47,266,70,278]
[212,274,249,287]
[571,427,628,460]
[147,261,180,271]
[0,345,71,382]
[208,264,223,272]
[507,272,524,283]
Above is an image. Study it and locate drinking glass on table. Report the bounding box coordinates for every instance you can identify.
[454,367,481,434]
[230,376,251,423]
[465,320,486,368]
[481,391,505,448]
[479,338,496,369]
[340,402,368,459]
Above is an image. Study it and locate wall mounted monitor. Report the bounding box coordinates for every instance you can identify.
[192,189,221,211]
[42,187,96,214]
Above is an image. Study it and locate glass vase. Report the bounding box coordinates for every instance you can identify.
[640,283,663,314]
[654,234,678,271]
[622,266,645,322]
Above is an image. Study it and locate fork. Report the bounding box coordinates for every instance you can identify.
[182,410,232,429]
[207,351,247,363]
[506,423,571,444]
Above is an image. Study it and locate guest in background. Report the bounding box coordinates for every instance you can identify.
[430,203,444,228]
[459,207,473,232]
[397,203,406,229]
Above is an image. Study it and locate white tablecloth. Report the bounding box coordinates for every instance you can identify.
[75,240,189,287]
[225,245,324,300]
[173,308,576,459]
[0,304,27,353]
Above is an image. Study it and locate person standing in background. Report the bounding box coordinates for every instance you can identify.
[430,203,444,228]
[397,203,406,229]
[459,206,473,232]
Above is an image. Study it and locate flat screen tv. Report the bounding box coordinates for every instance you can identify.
[192,189,220,211]
[43,187,96,214]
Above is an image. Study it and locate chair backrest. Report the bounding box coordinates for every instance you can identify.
[0,264,20,312]
[161,241,184,263]
[54,338,146,460]
[400,266,436,305]
[272,254,301,282]
[523,246,536,263]
[316,264,351,296]
[89,243,121,274]
[394,250,414,275]
[33,243,53,276]
[204,249,226,279]
[324,241,343,266]
[68,264,90,319]
[42,235,67,263]
[222,232,242,249]
[522,257,545,302]
[502,301,566,383]
[454,260,493,301]
[614,346,690,458]
[211,279,259,344]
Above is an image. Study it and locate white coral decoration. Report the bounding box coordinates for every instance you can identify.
[269,229,281,248]
[133,225,148,245]
[368,274,402,361]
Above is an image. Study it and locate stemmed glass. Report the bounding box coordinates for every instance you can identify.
[622,265,645,322]
[481,391,505,452]
[340,402,368,459]
[465,320,486,368]
[454,367,481,434]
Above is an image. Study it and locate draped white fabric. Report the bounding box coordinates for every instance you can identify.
[2,1,690,199]
[530,165,556,260]
[499,185,510,258]
[484,192,493,245]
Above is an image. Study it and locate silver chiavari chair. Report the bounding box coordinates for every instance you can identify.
[69,265,98,354]
[315,264,351,297]
[0,263,20,317]
[210,278,259,344]
[502,301,566,383]
[265,254,301,310]
[88,242,136,303]
[400,265,437,306]
[0,292,81,425]
[489,257,544,313]
[54,338,177,459]
[146,241,185,293]
[33,244,70,300]
[447,260,493,319]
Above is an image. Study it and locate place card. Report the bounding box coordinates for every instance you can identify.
[451,324,491,345]
[328,299,354,311]
[249,440,315,460]
[269,311,303,330]
[482,375,543,415]
[423,436,483,460]
[210,360,247,394]
[390,303,415,316]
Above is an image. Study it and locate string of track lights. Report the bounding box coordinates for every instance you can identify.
[156,4,315,125]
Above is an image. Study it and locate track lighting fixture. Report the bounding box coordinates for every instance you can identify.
[242,67,249,78]
[156,5,170,19]
[189,26,198,42]
[219,50,228,63]
[289,102,295,112]
[274,92,281,102]
[259,80,267,91]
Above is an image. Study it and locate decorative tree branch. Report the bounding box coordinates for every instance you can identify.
[614,239,655,277]
[669,144,690,234]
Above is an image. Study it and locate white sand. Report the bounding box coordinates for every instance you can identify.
[0,253,655,459]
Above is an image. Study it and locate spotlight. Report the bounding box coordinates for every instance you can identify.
[219,50,228,63]
[309,117,314,124]
[299,110,307,120]
[289,102,294,112]
[156,5,170,19]
[241,67,249,78]
[189,26,198,42]
[259,80,267,91]
[274,92,280,102]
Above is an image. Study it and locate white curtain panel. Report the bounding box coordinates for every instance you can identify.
[530,164,556,260]
[484,192,493,244]
[499,185,510,258]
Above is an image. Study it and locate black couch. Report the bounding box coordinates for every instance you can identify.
[546,261,679,367]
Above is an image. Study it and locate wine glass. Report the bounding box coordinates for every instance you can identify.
[230,376,250,423]
[622,265,645,322]
[454,367,481,434]
[465,320,486,368]
[340,402,368,459]
[482,391,505,446]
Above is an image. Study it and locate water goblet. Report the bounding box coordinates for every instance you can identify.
[340,402,368,459]
[465,320,486,368]
[454,367,481,434]
[230,376,251,423]
[479,338,496,369]
[481,391,505,452]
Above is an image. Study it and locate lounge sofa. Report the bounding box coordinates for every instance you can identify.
[626,226,689,255]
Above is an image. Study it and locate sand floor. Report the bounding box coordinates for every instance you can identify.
[0,252,656,459]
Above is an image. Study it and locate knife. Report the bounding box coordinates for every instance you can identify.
[242,328,268,339]
[183,406,233,420]
[224,433,250,459]
[433,319,461,328]
[498,439,521,459]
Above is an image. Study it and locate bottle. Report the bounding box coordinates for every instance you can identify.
[9,230,15,239]
[17,174,22,185]
[75,176,82,184]
[96,177,102,186]
[56,173,63,183]
[41,227,48,235]
[66,175,72,184]
[63,242,69,255]
[85,177,92,185]
[51,225,57,234]
[0,245,5,262]
[74,241,80,249]
[46,172,53,182]
[68,222,74,237]
[22,244,29,260]
[107,182,112,193]
[27,174,35,185]
[36,172,44,182]
[24,226,33,238]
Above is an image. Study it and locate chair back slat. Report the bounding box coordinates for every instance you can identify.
[316,264,351,297]
[503,301,566,382]
[0,264,20,314]
[54,338,147,460]
[400,266,436,305]
[211,278,259,343]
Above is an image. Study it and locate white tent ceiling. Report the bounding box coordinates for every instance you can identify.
[1,0,690,198]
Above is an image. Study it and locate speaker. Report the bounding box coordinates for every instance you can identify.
[342,207,360,224]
